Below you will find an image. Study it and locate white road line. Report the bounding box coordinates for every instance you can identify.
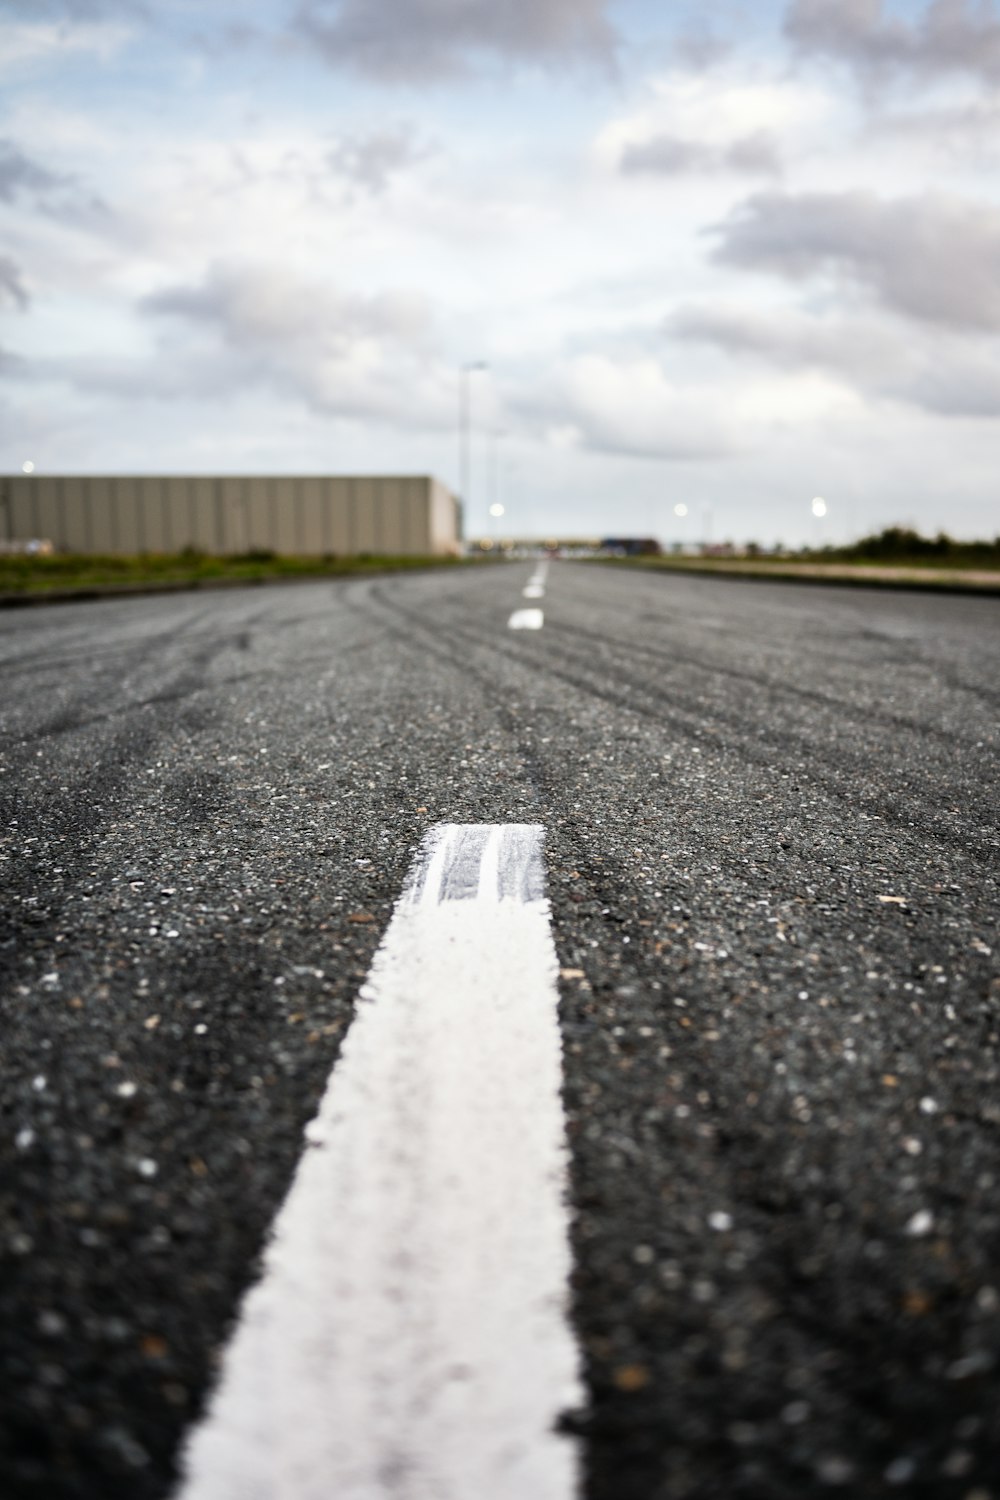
[176,824,582,1500]
[522,559,549,600]
[508,608,544,630]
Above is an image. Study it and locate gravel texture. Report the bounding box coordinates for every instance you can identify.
[1,563,998,1499]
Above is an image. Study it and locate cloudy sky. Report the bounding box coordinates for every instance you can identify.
[2,0,999,545]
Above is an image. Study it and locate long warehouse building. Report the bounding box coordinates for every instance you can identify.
[0,474,462,556]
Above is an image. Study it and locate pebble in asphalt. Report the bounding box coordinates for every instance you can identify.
[1,562,998,1499]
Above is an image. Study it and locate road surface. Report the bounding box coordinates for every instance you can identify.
[1,562,998,1499]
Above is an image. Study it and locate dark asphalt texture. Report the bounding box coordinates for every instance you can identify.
[1,562,998,1500]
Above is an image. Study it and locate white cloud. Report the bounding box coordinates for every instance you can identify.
[294,0,618,79]
[620,129,782,177]
[145,260,429,347]
[0,253,29,309]
[133,260,453,428]
[525,353,742,461]
[594,63,841,196]
[327,127,433,196]
[601,68,832,158]
[711,189,1000,331]
[0,139,67,200]
[669,297,1000,419]
[786,0,1000,86]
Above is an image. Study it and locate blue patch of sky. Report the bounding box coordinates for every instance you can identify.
[5,19,599,164]
[5,0,839,165]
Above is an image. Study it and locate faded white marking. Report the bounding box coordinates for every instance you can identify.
[508,608,544,630]
[520,560,549,602]
[176,823,582,1500]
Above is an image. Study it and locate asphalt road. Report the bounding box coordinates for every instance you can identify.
[2,561,999,1500]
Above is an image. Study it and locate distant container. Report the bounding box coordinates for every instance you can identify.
[0,475,461,557]
[600,537,661,557]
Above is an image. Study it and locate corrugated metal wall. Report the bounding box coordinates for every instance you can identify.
[0,475,462,557]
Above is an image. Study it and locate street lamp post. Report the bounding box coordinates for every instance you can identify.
[505,455,520,544]
[673,502,688,554]
[489,501,505,544]
[491,427,507,542]
[459,362,488,539]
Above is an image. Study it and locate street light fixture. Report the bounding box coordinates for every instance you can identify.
[459,362,488,537]
[490,426,507,529]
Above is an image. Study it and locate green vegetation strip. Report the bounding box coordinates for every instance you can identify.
[593,555,1000,595]
[0,550,501,604]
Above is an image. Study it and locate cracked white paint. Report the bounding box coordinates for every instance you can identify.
[176,823,582,1500]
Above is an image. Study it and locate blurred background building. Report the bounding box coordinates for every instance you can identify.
[0,474,461,557]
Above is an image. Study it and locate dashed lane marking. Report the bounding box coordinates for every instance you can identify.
[523,561,549,600]
[508,608,544,630]
[176,823,582,1500]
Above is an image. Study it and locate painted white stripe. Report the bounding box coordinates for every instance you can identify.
[176,824,582,1500]
[521,560,549,600]
[508,608,544,630]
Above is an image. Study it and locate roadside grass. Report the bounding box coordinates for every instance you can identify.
[595,552,1000,572]
[0,549,498,596]
[592,527,1000,587]
[589,525,1000,591]
[822,529,1000,570]
[590,553,1000,593]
